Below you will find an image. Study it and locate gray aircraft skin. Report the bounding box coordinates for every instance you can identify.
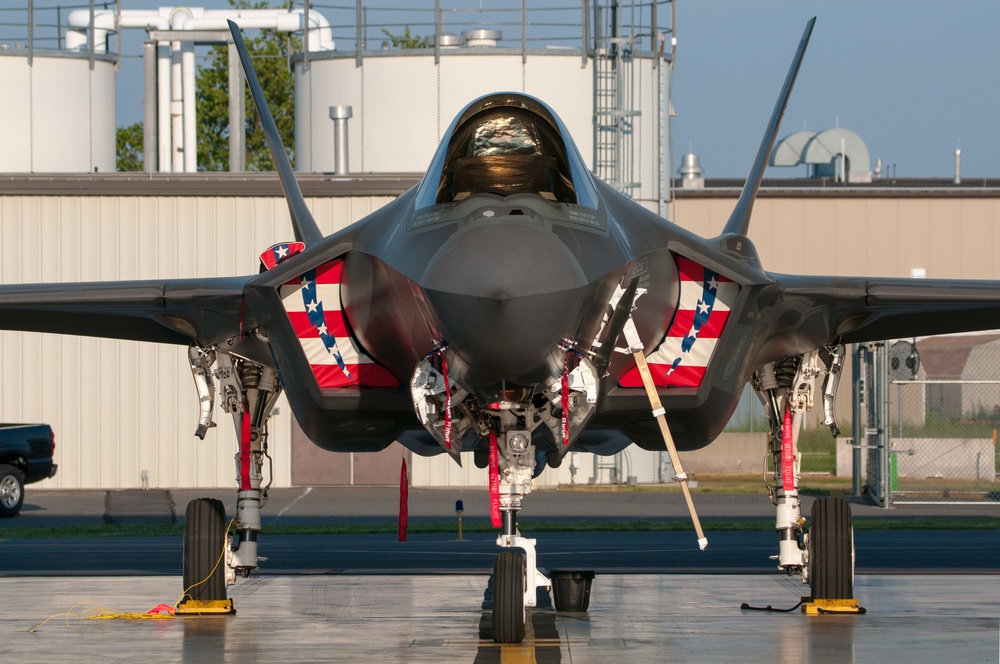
[1,18,998,470]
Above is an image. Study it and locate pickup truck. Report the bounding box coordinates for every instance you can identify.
[0,424,57,517]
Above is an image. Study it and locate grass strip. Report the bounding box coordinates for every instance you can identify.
[1,516,997,539]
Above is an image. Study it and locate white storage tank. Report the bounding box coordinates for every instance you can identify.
[292,6,672,211]
[0,48,116,173]
[293,46,596,175]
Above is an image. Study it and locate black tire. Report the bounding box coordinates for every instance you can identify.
[0,464,24,518]
[182,498,228,602]
[491,551,526,643]
[809,496,854,600]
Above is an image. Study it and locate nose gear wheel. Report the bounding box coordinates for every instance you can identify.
[491,550,526,643]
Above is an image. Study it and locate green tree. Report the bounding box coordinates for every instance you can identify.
[381,26,426,49]
[197,1,299,171]
[116,121,144,172]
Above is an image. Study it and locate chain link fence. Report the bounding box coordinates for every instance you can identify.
[887,335,1000,502]
[727,338,1000,504]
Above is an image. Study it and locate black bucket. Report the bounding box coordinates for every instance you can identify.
[550,570,595,612]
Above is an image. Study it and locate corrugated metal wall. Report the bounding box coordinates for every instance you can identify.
[673,195,1000,279]
[0,193,394,489]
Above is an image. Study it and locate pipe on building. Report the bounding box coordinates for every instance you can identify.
[170,38,184,172]
[143,40,157,172]
[67,8,336,52]
[228,41,246,173]
[67,7,337,173]
[66,10,170,52]
[157,43,172,172]
[329,106,353,176]
[182,42,197,173]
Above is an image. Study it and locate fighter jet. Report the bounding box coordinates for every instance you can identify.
[1,18,997,640]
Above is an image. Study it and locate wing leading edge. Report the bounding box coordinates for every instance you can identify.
[0,276,256,346]
[773,273,1000,347]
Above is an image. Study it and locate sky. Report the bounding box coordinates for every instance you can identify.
[103,1,1000,179]
[671,1,1000,180]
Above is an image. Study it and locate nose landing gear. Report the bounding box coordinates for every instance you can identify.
[490,430,552,644]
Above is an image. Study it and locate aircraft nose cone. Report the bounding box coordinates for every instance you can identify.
[421,219,589,386]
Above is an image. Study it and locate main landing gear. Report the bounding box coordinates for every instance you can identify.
[178,344,281,615]
[752,347,862,614]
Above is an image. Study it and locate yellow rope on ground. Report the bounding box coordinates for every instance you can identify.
[24,600,175,632]
[24,517,236,632]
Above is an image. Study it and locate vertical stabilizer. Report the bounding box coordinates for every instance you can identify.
[720,18,816,237]
[228,20,324,245]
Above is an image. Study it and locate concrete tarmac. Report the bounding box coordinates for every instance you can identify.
[2,574,997,662]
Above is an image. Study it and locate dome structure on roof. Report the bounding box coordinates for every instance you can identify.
[770,131,815,167]
[770,127,872,182]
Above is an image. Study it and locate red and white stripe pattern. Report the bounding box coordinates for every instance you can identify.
[280,258,400,389]
[259,241,305,270]
[619,256,739,388]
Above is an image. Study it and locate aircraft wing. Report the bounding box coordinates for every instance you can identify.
[0,275,257,346]
[775,273,1000,345]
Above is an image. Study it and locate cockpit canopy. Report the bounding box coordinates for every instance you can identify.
[434,96,579,205]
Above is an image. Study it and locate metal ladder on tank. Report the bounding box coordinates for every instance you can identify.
[592,2,641,196]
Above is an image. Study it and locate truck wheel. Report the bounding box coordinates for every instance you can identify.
[0,464,25,518]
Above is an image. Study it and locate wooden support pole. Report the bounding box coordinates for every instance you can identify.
[631,350,708,550]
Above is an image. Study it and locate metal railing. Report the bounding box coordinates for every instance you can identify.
[2,2,673,64]
[0,2,93,49]
[304,1,670,57]
[0,1,120,69]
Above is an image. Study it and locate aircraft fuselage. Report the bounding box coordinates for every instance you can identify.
[241,92,833,461]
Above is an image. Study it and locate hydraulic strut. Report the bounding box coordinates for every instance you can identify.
[217,353,281,577]
[755,350,828,579]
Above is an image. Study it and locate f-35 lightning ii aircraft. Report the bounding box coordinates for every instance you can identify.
[2,18,997,641]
